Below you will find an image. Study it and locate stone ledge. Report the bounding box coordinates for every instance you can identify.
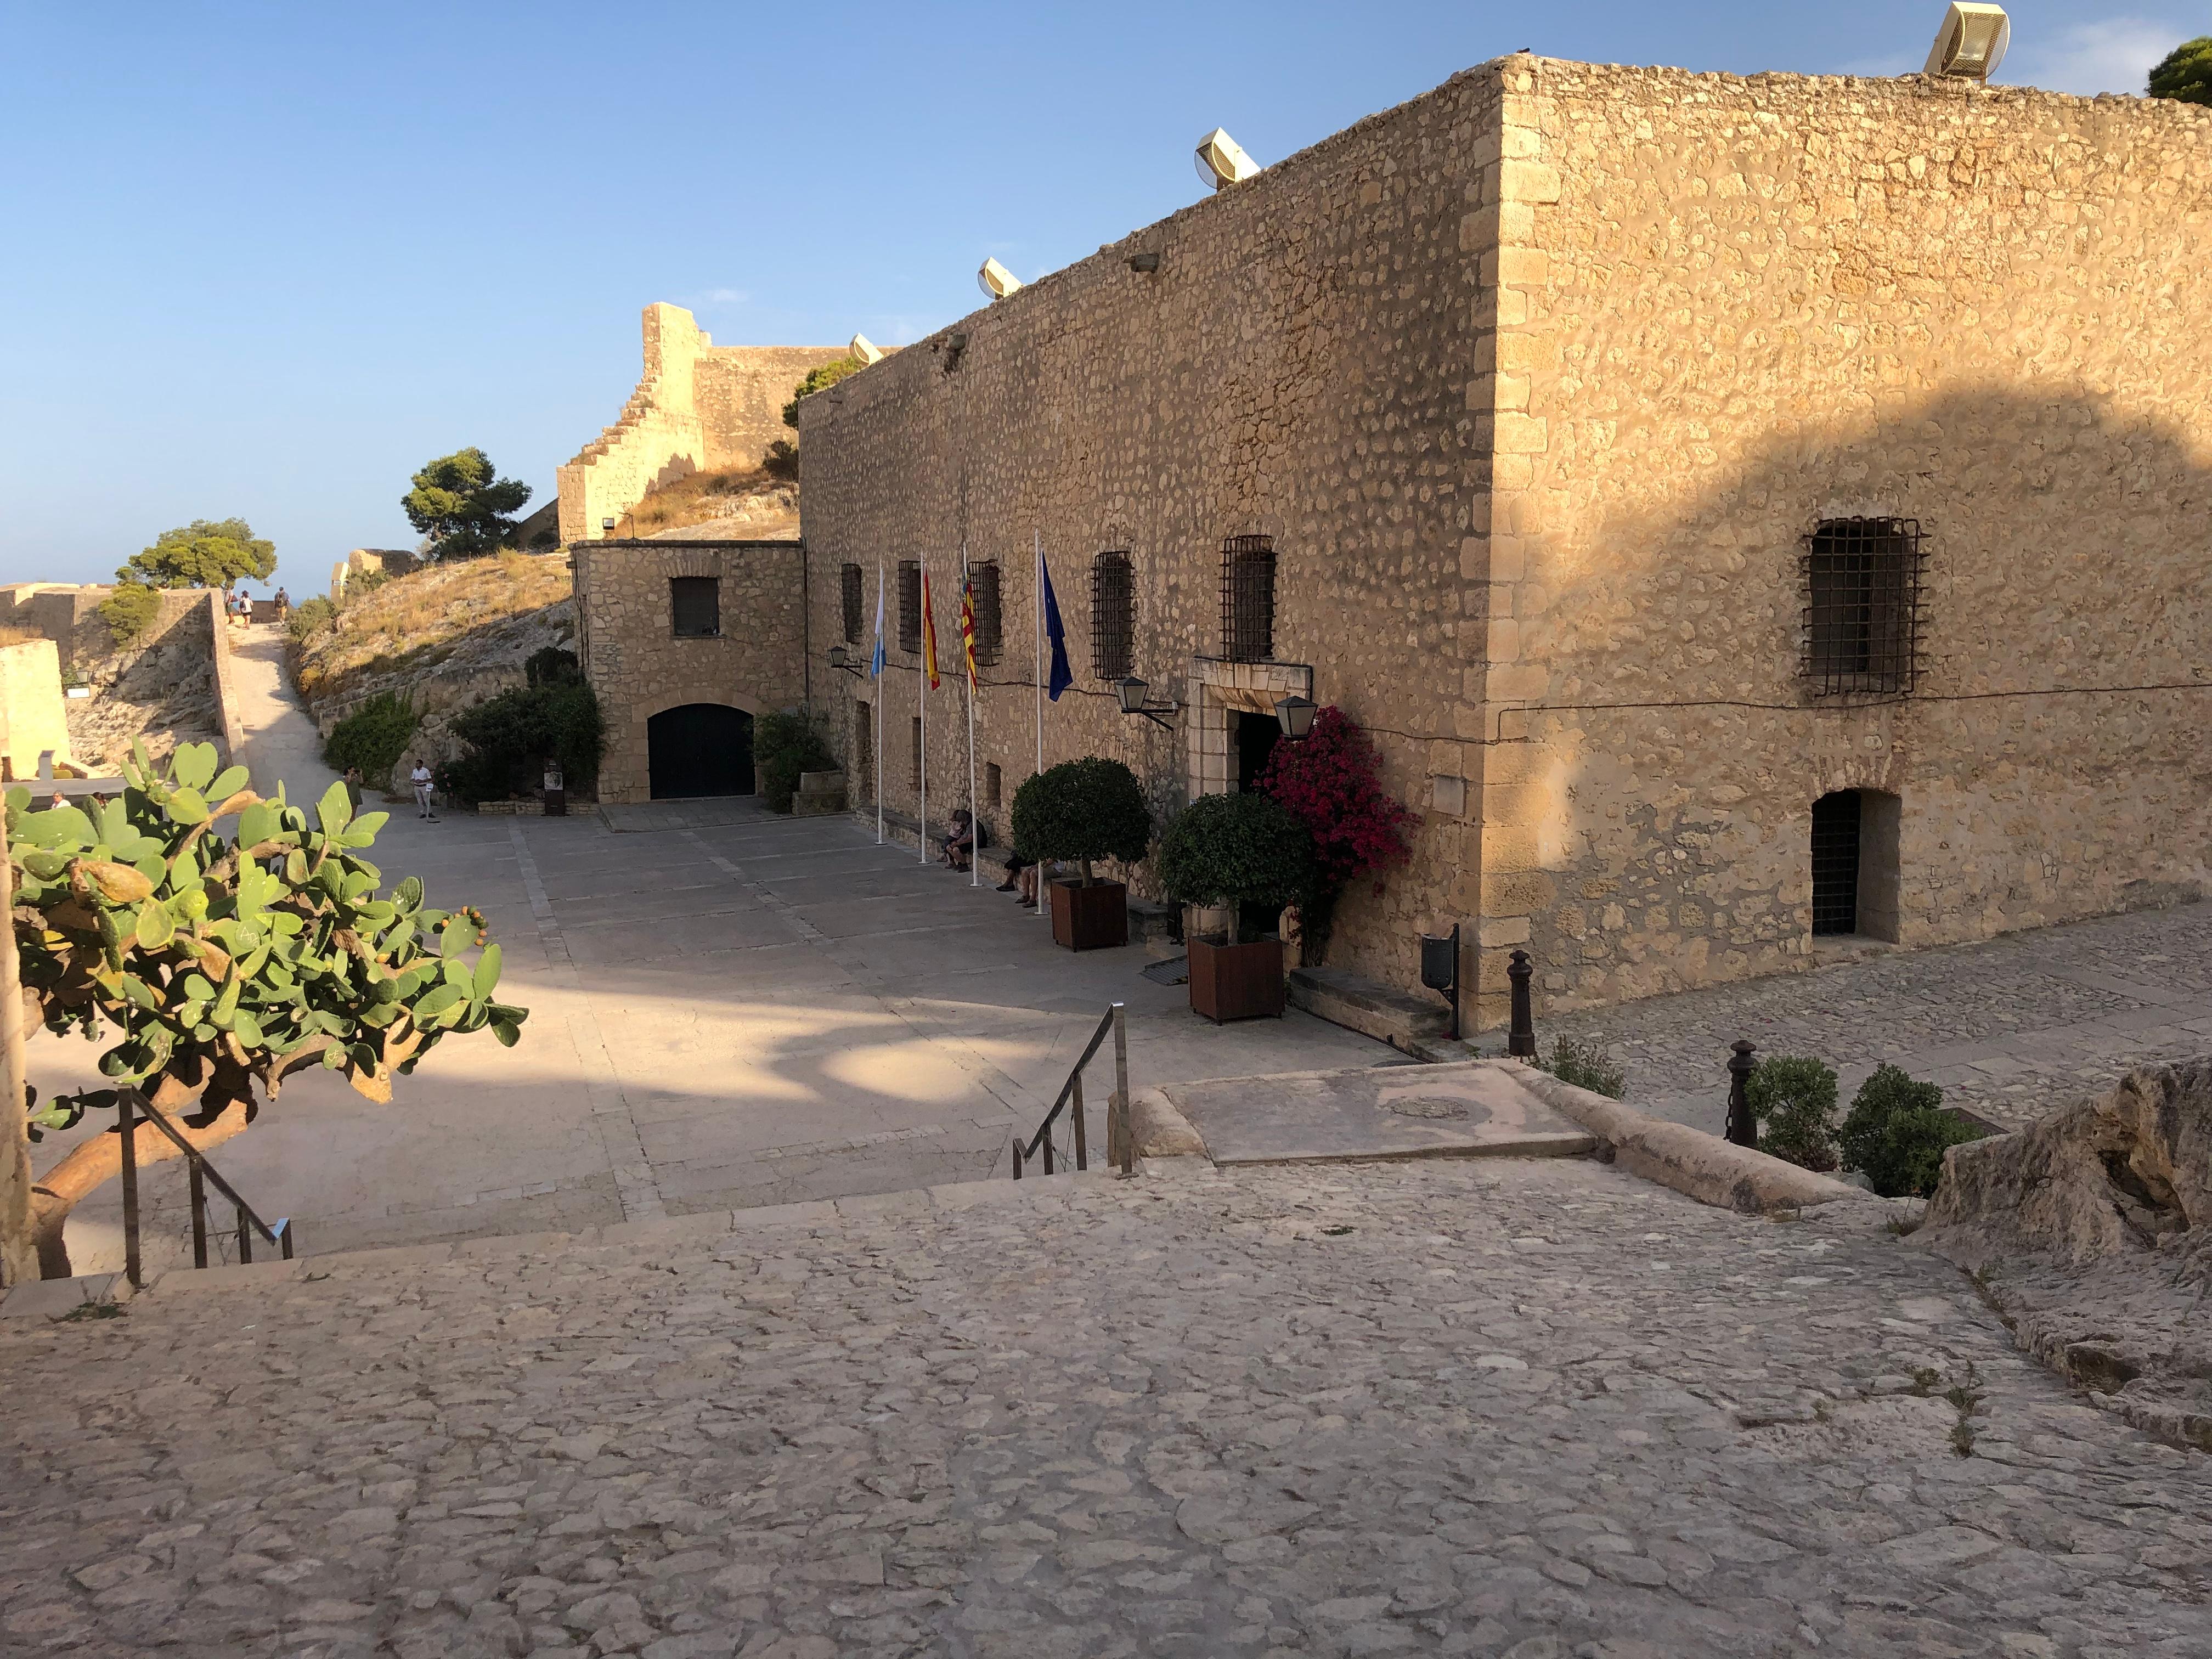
[1288,966,1454,1052]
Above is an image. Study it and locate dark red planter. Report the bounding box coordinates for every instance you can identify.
[1188,936,1285,1023]
[1051,878,1128,951]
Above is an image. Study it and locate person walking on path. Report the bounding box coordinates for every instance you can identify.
[409,758,438,821]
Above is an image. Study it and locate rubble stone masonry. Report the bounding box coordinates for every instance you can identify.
[785,55,2212,1026]
[573,540,806,804]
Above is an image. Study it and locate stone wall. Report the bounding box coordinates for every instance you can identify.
[1466,60,2212,1025]
[0,584,233,771]
[0,640,72,781]
[797,54,2212,1027]
[573,539,808,804]
[798,70,1502,996]
[556,305,842,545]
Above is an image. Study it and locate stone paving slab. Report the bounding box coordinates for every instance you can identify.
[2,1160,2207,1657]
[1166,1062,1595,1165]
[1520,900,2212,1135]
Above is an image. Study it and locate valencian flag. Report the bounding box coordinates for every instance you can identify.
[920,566,941,691]
[959,575,980,691]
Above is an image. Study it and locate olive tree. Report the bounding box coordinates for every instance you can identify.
[4,741,527,1279]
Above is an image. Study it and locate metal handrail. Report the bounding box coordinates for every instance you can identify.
[1012,1002,1132,1179]
[116,1087,294,1289]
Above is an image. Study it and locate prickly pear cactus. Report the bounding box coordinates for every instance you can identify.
[7,739,527,1135]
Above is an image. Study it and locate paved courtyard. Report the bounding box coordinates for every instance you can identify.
[3,1158,2208,1658]
[26,634,1392,1272]
[1530,902,2212,1137]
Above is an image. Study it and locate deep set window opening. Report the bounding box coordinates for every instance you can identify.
[669,576,720,639]
[1091,551,1134,681]
[1221,534,1276,663]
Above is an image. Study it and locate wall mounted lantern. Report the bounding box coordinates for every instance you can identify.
[601,517,617,537]
[1115,675,1177,729]
[827,645,862,676]
[1274,693,1317,740]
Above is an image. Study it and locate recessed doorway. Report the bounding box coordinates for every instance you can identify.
[1812,788,1901,940]
[647,703,754,800]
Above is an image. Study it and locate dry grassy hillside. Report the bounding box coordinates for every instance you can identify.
[620,466,798,539]
[290,550,574,792]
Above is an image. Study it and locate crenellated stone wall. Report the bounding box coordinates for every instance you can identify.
[556,306,843,545]
[776,56,2212,1026]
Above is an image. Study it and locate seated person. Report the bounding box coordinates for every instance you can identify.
[940,808,975,871]
[997,846,1029,895]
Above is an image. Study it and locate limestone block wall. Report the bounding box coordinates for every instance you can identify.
[799,71,1504,994]
[557,305,842,544]
[1466,61,2212,1024]
[574,539,808,803]
[0,640,72,780]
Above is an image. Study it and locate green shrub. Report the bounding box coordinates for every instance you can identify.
[755,708,834,813]
[1746,1054,1841,1172]
[524,645,580,687]
[1537,1035,1626,1099]
[438,682,603,805]
[763,439,799,481]
[97,581,160,647]
[1840,1064,1982,1197]
[323,692,420,786]
[1011,757,1153,885]
[2149,36,2212,104]
[1156,790,1312,939]
[285,595,336,642]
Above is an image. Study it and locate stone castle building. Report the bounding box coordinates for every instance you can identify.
[581,52,2212,1030]
[555,304,843,545]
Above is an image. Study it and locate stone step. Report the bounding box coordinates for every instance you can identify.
[1287,964,1454,1051]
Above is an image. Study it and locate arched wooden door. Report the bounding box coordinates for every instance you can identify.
[647,703,755,799]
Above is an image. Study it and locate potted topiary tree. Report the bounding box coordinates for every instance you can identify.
[1158,791,1313,1022]
[1010,757,1153,951]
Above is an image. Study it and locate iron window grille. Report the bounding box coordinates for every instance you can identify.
[1810,791,1862,935]
[1802,518,1923,696]
[898,560,922,654]
[1091,551,1135,681]
[840,563,863,643]
[1221,534,1276,663]
[969,561,1003,665]
[670,576,720,639]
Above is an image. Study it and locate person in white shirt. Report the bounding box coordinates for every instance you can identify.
[409,760,438,821]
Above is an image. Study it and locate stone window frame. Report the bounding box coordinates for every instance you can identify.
[1800,517,1924,697]
[1090,551,1135,682]
[840,563,864,644]
[669,576,721,639]
[898,561,922,655]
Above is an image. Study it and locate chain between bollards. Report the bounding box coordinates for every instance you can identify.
[1725,1039,1759,1147]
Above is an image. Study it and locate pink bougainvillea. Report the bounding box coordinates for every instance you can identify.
[1255,707,1413,949]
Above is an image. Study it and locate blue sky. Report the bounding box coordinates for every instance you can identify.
[2,1,2199,593]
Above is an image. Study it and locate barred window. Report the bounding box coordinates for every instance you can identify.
[1804,518,1923,695]
[969,561,1003,665]
[670,576,720,639]
[840,563,863,643]
[898,560,921,654]
[1091,551,1133,681]
[1221,534,1275,662]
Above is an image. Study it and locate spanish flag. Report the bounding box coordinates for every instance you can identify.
[960,576,980,692]
[921,566,941,691]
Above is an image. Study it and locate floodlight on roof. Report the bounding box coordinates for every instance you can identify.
[850,333,884,365]
[1923,2,2010,81]
[1194,127,1260,191]
[977,257,1023,300]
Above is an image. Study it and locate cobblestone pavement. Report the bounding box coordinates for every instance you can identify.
[4,1160,2208,1657]
[1527,901,2212,1135]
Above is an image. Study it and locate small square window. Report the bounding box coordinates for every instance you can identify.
[1803,518,1922,695]
[671,576,720,638]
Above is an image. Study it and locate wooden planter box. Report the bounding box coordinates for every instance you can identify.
[1188,935,1286,1023]
[1051,878,1128,952]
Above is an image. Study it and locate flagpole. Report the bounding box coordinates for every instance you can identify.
[918,560,928,865]
[1034,529,1045,921]
[873,563,884,847]
[964,543,978,888]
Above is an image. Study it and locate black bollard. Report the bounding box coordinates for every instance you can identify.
[1725,1039,1758,1147]
[1508,949,1537,1059]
